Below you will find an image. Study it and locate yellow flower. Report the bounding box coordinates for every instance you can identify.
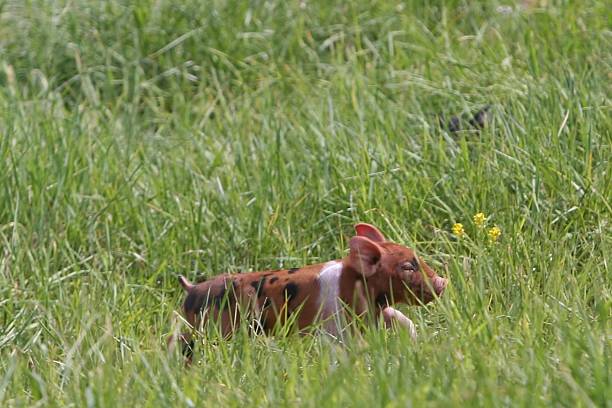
[452,223,465,237]
[488,226,502,242]
[473,212,486,227]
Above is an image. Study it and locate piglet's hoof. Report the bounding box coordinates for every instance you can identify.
[382,307,417,341]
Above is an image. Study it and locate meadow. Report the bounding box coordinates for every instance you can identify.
[0,0,610,406]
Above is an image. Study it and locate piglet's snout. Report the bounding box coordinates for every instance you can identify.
[433,276,447,296]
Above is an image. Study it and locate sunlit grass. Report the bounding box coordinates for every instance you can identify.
[0,0,610,406]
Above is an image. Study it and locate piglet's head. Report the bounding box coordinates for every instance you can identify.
[346,223,447,305]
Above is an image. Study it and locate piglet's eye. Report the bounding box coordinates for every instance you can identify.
[401,258,419,272]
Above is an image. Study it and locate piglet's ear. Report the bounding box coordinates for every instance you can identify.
[349,236,382,277]
[354,223,386,242]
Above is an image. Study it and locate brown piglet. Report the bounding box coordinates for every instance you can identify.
[171,223,447,361]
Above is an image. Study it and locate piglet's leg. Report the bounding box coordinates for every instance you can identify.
[382,307,417,341]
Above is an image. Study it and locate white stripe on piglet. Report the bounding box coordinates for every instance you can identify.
[316,261,343,334]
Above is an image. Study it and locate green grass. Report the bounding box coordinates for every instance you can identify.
[0,0,610,406]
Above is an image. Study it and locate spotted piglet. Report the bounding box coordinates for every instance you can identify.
[173,223,447,361]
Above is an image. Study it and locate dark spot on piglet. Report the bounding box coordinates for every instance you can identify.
[283,283,299,302]
[184,293,204,313]
[288,268,299,274]
[252,297,273,334]
[213,288,226,308]
[270,277,278,284]
[250,277,267,298]
[262,297,272,309]
[376,293,390,307]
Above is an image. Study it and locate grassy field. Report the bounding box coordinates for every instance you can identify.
[0,0,610,406]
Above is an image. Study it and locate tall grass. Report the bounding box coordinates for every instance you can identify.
[0,0,610,406]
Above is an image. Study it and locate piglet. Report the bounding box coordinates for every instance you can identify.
[172,223,447,360]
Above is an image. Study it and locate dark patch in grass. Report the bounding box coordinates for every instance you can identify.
[441,105,491,133]
[182,340,195,361]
